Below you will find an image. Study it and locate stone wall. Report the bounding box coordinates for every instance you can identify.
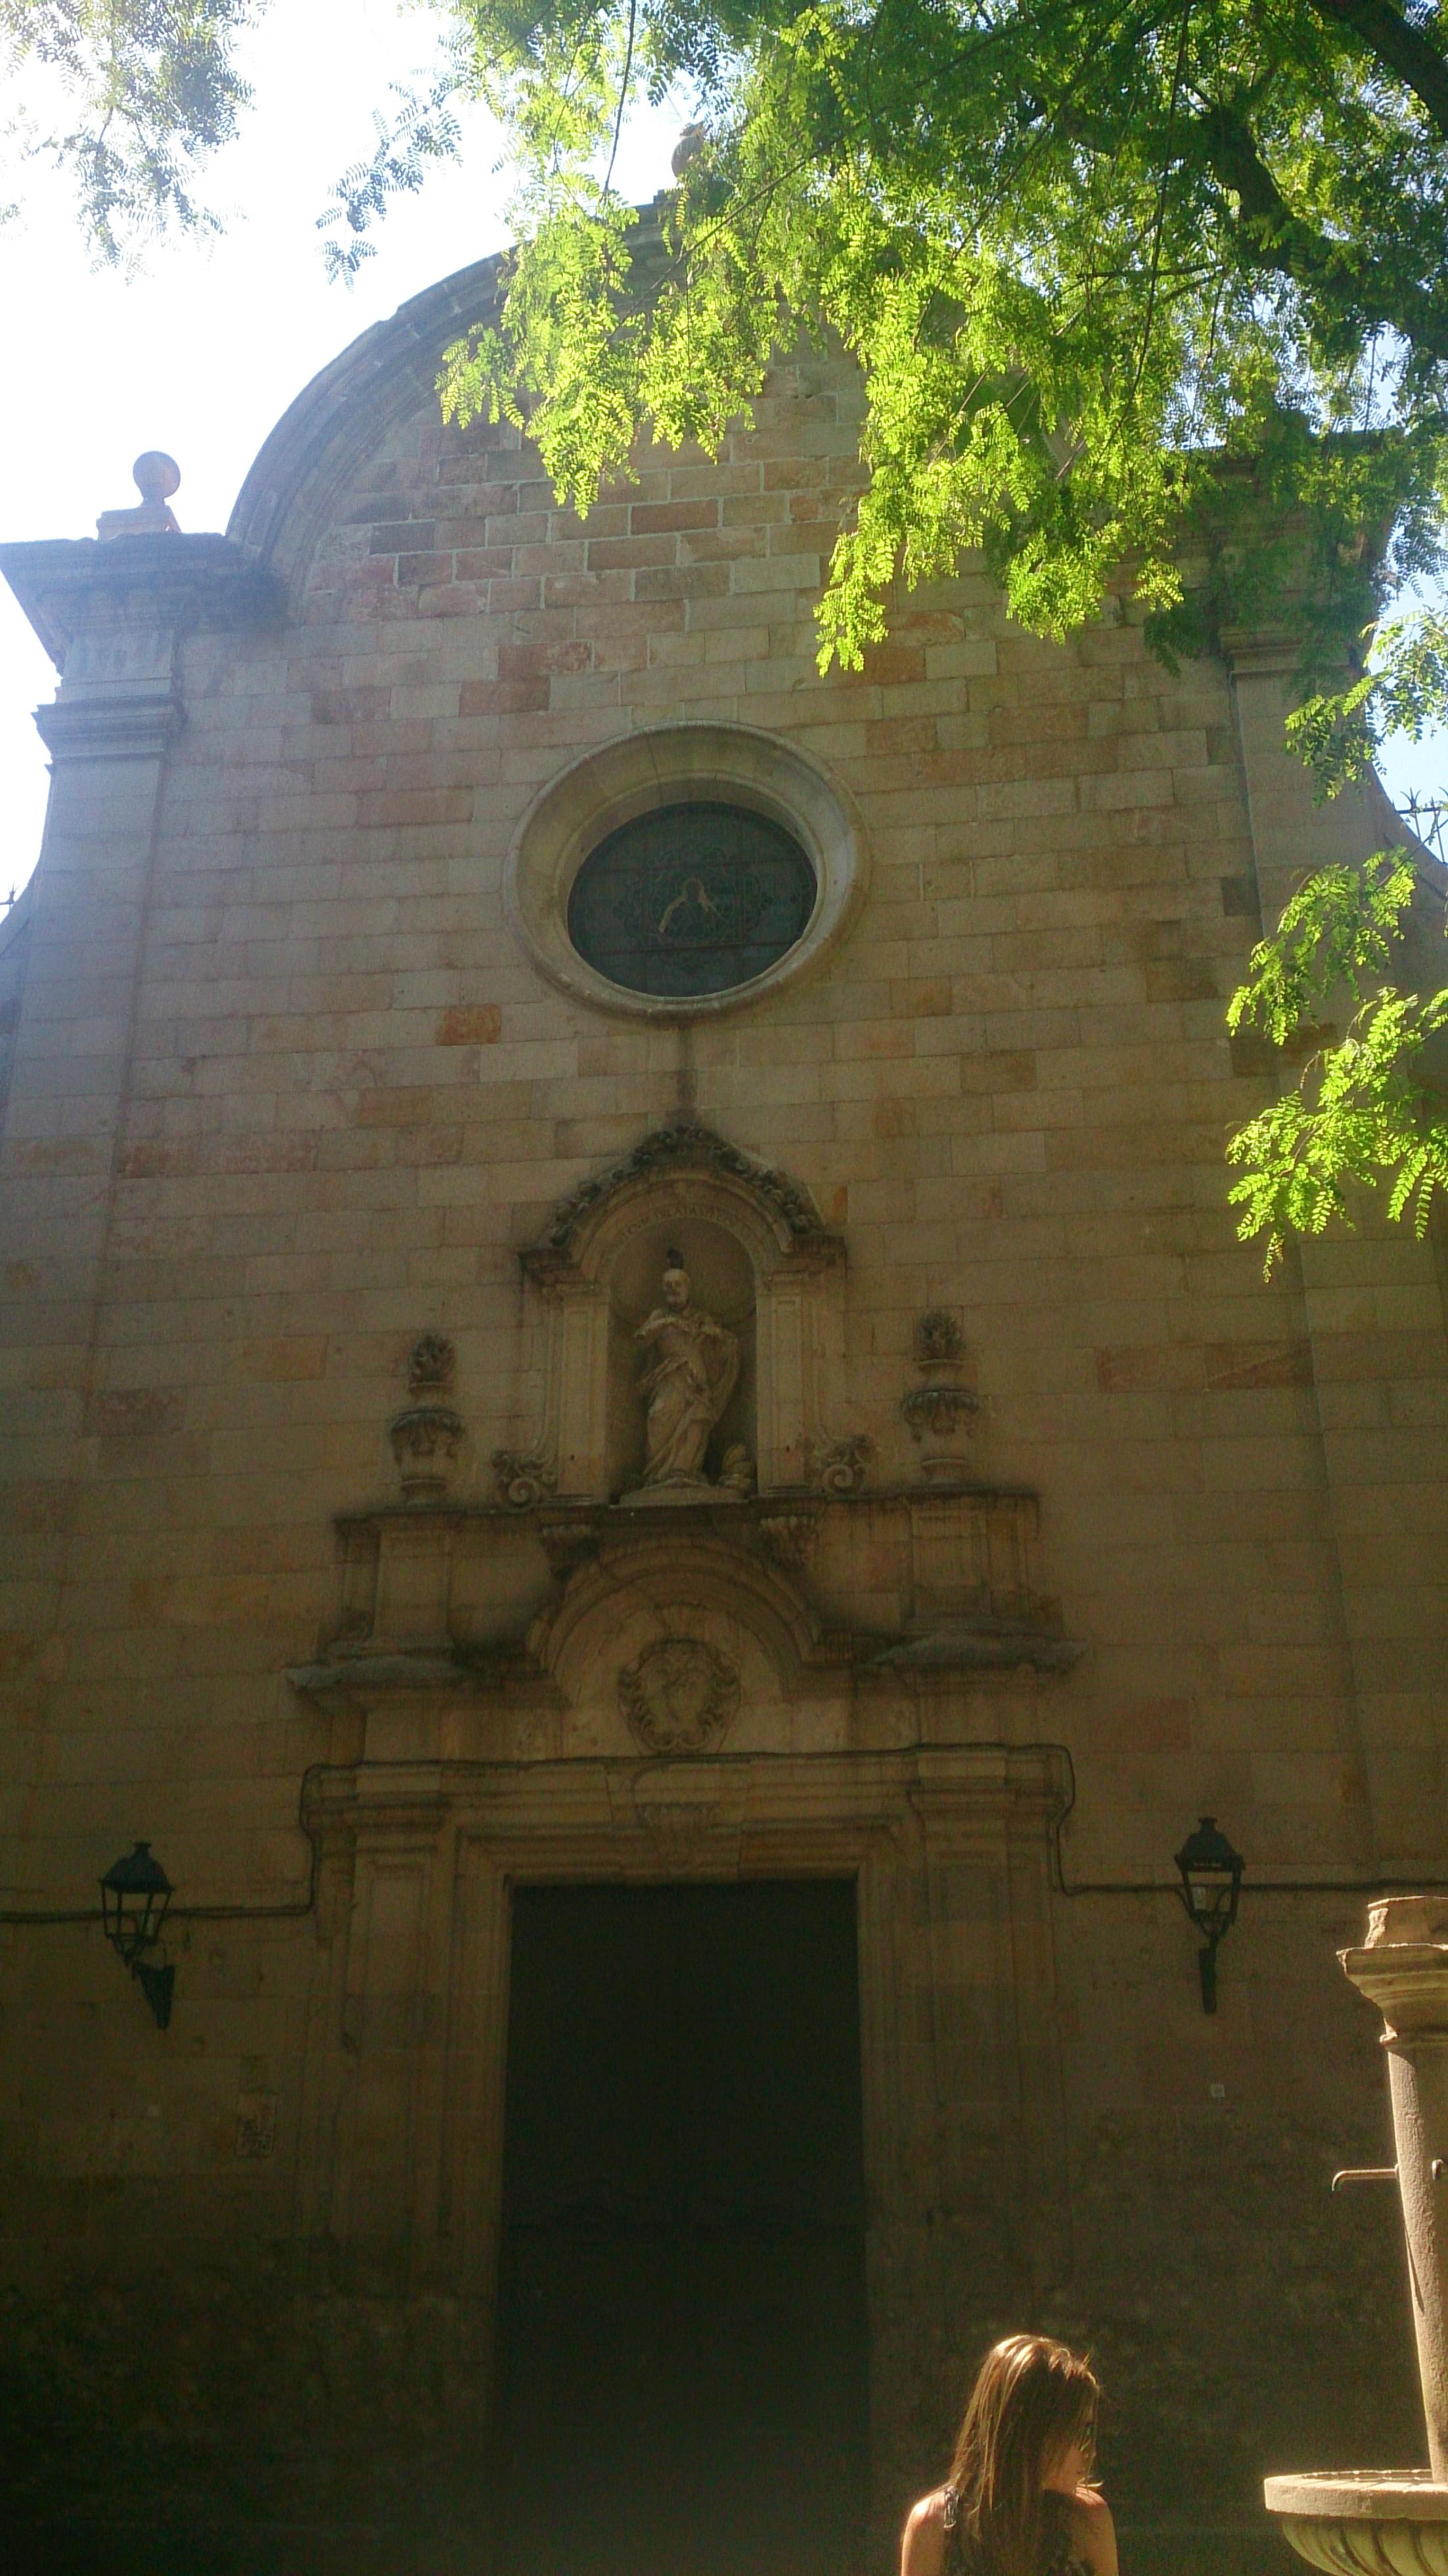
[0,252,1443,2570]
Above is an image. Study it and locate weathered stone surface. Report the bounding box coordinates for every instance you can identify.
[0,245,1443,2573]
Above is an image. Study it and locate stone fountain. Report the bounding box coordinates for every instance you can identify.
[1265,1897,1448,2576]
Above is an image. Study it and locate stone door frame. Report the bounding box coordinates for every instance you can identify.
[298,1740,1072,2530]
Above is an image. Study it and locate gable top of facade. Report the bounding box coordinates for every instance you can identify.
[226,247,508,597]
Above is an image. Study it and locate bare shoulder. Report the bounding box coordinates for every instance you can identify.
[900,2489,949,2576]
[1066,2487,1118,2576]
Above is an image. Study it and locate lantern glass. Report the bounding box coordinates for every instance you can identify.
[1174,1815,1244,1941]
[99,1841,173,1964]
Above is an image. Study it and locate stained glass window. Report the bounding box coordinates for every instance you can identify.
[567,802,817,999]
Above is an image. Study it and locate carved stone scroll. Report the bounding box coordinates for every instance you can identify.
[492,1449,557,1511]
[818,1433,872,1496]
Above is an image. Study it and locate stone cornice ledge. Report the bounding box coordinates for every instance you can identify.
[298,1741,1075,1835]
[0,532,284,668]
[34,693,185,763]
[292,1484,1084,1701]
[287,1644,559,1704]
[872,1622,1083,1674]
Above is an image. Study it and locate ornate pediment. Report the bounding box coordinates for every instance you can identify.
[285,1153,1083,1747]
[524,1120,844,1285]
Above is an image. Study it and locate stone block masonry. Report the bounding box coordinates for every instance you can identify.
[0,250,1443,2575]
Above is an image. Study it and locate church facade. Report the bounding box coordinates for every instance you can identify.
[1,252,1445,2574]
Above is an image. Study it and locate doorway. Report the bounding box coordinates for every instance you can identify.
[495,1879,869,2576]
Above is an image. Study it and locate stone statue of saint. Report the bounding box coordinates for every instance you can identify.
[635,1254,740,1490]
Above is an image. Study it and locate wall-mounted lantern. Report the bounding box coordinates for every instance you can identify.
[99,1841,175,2029]
[1174,1814,1244,2015]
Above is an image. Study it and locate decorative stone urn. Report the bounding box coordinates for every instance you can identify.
[389,1404,464,1501]
[901,1308,978,1483]
[1264,1898,1448,2576]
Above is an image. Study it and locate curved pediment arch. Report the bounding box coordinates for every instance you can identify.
[524,1120,843,1289]
[227,219,692,610]
[226,253,505,600]
[529,1529,824,1715]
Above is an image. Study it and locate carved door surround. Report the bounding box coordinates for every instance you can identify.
[518,1118,848,1498]
[294,1740,1074,2546]
[283,1117,1086,2541]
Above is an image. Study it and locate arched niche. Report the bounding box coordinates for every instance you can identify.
[521,1122,845,1501]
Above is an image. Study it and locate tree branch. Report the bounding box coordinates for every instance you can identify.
[1191,99,1448,361]
[1304,0,1448,143]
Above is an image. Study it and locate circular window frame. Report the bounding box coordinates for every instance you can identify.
[503,724,871,1021]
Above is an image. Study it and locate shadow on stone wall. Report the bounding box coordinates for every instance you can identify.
[0,2268,495,2575]
[0,2102,1424,2576]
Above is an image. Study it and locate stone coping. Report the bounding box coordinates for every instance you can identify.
[1265,2475,1448,2521]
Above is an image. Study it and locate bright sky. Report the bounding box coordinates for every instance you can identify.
[0,0,677,897]
[0,0,1441,901]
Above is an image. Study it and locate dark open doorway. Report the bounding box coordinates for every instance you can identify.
[495,1879,869,2576]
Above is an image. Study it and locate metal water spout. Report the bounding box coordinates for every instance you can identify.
[1265,1897,1448,2575]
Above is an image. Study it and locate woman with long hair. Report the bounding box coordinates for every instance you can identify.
[901,2334,1118,2576]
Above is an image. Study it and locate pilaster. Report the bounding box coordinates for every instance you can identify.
[1223,629,1448,1870]
[1222,630,1391,928]
[0,533,281,1572]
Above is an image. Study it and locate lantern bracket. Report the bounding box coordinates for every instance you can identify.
[129,1958,175,2031]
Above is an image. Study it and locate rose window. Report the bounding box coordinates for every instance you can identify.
[566,802,818,1000]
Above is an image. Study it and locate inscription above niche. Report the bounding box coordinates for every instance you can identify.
[516,1120,851,1502]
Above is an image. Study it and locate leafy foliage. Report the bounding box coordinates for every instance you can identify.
[426,0,1448,1269]
[1216,911,1443,1272]
[424,0,1448,673]
[318,77,464,285]
[1225,864,1448,1270]
[1,0,258,258]
[1223,594,1448,1272]
[427,0,1448,1271]
[1227,850,1420,1046]
[1286,607,1448,796]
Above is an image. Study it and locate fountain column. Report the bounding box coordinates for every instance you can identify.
[1342,1897,1448,2477]
[1265,1896,1448,2575]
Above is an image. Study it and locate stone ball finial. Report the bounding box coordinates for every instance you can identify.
[133,451,181,505]
[97,451,182,541]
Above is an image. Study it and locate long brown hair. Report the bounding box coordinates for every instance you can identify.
[945,2334,1100,2576]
